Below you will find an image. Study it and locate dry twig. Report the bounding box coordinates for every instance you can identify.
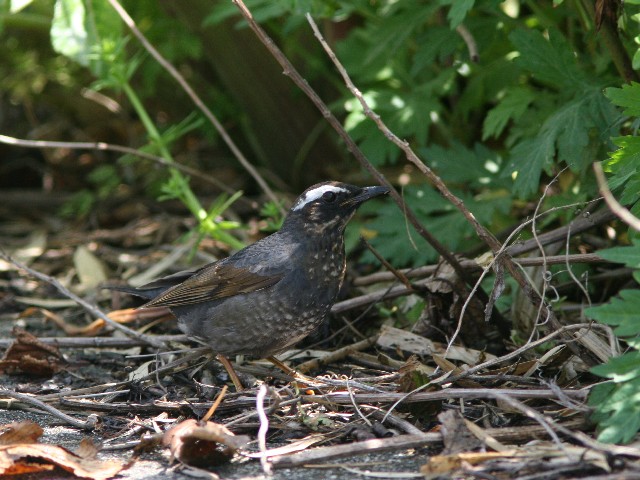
[593,161,640,231]
[0,249,164,349]
[106,0,282,212]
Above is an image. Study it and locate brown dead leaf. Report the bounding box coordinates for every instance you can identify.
[421,450,518,477]
[0,328,64,376]
[438,410,483,455]
[0,443,123,479]
[432,354,481,388]
[0,422,43,445]
[75,438,100,459]
[163,419,249,469]
[398,355,435,391]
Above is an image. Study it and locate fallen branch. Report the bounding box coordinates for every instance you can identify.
[0,334,188,349]
[0,249,164,349]
[302,387,587,406]
[0,388,99,430]
[270,433,441,468]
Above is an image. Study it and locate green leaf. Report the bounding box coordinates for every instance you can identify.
[549,95,593,169]
[51,0,123,76]
[508,136,554,198]
[591,351,640,382]
[483,87,535,140]
[589,378,640,443]
[605,82,640,117]
[447,0,474,28]
[597,240,640,269]
[10,0,33,13]
[585,289,640,337]
[412,26,459,76]
[51,0,91,66]
[509,28,586,88]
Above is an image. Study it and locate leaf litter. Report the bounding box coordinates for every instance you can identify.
[1,183,640,479]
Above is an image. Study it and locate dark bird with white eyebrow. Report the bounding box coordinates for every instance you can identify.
[111,181,389,385]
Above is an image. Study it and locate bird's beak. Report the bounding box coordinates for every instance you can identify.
[343,185,390,207]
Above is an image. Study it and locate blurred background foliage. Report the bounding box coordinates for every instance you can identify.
[1,0,638,265]
[2,0,640,444]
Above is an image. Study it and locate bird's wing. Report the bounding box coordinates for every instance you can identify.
[140,263,283,308]
[104,269,198,300]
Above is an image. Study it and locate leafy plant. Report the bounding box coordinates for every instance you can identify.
[586,241,640,444]
[585,75,640,445]
[46,0,245,249]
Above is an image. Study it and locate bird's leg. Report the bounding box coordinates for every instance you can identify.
[215,354,245,392]
[266,356,318,386]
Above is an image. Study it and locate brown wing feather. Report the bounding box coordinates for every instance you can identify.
[141,264,283,308]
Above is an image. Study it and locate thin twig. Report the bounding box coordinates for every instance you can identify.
[231,0,466,283]
[202,385,228,422]
[354,253,605,286]
[439,323,603,385]
[0,388,98,430]
[105,0,283,212]
[362,237,413,291]
[0,249,164,349]
[0,334,188,349]
[303,12,578,351]
[0,134,235,195]
[302,387,587,406]
[593,162,640,231]
[346,379,372,427]
[256,384,272,475]
[456,24,479,62]
[296,335,379,373]
[489,392,569,455]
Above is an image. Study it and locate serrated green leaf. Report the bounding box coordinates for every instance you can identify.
[551,98,592,169]
[589,377,640,443]
[508,136,554,198]
[584,289,640,336]
[483,87,535,140]
[591,351,640,382]
[412,26,459,76]
[605,82,640,117]
[597,240,640,269]
[509,28,587,88]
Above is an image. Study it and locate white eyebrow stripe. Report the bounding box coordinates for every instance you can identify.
[292,185,348,211]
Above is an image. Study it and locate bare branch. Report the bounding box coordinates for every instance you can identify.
[0,249,165,349]
[105,0,282,212]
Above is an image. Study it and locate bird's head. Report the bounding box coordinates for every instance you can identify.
[283,181,390,234]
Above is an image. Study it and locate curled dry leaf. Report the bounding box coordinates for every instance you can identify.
[163,419,249,469]
[0,422,122,479]
[421,450,518,478]
[0,421,44,445]
[0,327,64,376]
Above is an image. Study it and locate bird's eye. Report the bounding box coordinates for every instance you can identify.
[322,191,337,203]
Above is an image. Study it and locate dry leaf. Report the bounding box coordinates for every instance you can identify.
[73,245,108,290]
[0,328,64,376]
[377,325,495,365]
[432,354,481,388]
[0,428,121,480]
[163,419,249,469]
[0,422,43,445]
[438,410,483,455]
[421,450,517,477]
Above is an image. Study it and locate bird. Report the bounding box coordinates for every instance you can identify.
[112,181,389,385]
